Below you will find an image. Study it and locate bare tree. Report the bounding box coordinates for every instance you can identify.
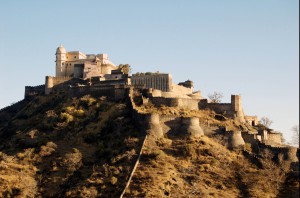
[260,116,273,128]
[291,125,299,147]
[208,92,223,103]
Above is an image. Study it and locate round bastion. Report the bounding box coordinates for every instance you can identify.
[228,131,245,149]
[144,113,163,138]
[182,117,204,138]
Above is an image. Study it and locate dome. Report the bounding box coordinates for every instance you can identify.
[56,45,66,54]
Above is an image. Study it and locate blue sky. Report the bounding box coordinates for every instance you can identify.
[0,0,298,142]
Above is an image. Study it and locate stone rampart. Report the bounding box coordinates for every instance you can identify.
[266,133,283,145]
[171,84,193,96]
[177,98,200,110]
[242,132,260,145]
[68,85,130,101]
[25,85,45,98]
[245,116,258,126]
[199,95,245,122]
[199,100,233,114]
[258,143,299,162]
[150,97,199,110]
[45,76,76,94]
[150,97,179,107]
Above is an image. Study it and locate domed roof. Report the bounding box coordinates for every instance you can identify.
[56,45,66,53]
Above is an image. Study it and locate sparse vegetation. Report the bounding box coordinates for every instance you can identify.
[0,94,298,197]
[117,64,132,74]
[208,91,223,103]
[260,116,273,128]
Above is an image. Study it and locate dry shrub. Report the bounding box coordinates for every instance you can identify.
[16,148,35,161]
[39,142,57,157]
[244,143,252,152]
[60,112,73,123]
[111,149,136,164]
[110,176,118,185]
[27,129,38,139]
[73,109,85,117]
[0,152,38,198]
[61,148,82,173]
[124,137,139,147]
[45,110,57,118]
[183,143,197,159]
[80,95,96,107]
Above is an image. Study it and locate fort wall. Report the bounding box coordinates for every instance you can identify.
[171,84,193,96]
[265,133,283,145]
[45,76,72,94]
[25,85,45,98]
[245,116,259,126]
[199,95,245,122]
[259,143,299,162]
[68,85,130,101]
[242,132,260,145]
[150,97,199,110]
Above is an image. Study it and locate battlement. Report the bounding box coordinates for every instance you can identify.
[198,95,245,122]
[25,85,45,98]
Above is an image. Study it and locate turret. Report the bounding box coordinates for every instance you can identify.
[55,45,67,77]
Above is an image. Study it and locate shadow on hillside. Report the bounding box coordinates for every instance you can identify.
[276,162,300,198]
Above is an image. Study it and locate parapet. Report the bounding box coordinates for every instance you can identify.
[25,85,45,98]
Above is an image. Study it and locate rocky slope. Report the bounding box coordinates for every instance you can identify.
[0,94,298,197]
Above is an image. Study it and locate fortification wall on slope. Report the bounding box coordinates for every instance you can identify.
[199,95,245,122]
[150,97,200,110]
[199,99,233,114]
[266,133,283,145]
[258,143,299,162]
[68,85,130,101]
[45,76,73,94]
[242,132,260,145]
[25,85,45,98]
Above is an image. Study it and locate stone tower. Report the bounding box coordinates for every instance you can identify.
[55,45,67,77]
[231,95,245,123]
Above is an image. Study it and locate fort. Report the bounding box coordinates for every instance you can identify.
[22,45,297,161]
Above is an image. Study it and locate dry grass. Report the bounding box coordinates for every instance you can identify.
[126,134,295,198]
[0,94,298,197]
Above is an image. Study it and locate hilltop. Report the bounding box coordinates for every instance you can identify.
[0,94,298,197]
[0,45,298,197]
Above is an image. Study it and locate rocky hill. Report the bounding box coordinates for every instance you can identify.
[0,94,298,198]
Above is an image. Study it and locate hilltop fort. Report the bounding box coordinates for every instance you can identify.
[23,45,290,149]
[0,45,298,197]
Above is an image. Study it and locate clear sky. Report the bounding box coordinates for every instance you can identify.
[0,1,298,143]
